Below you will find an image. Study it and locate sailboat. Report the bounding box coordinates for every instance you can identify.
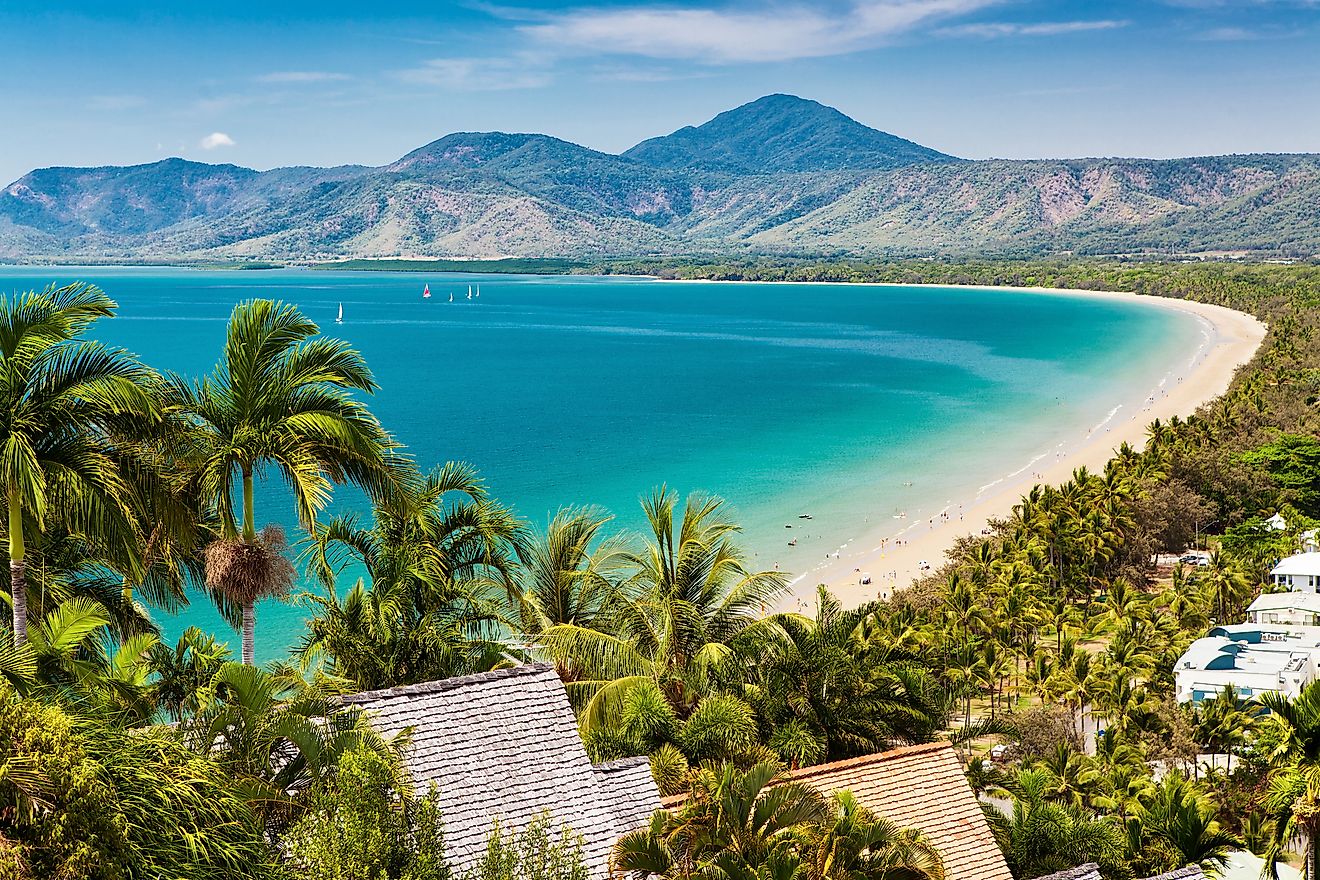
[448,292,453,302]
[466,285,472,300]
[475,284,480,298]
[423,284,431,299]
[336,303,343,324]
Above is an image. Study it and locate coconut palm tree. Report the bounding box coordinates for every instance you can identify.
[983,767,1127,880]
[511,505,629,637]
[1135,772,1239,874]
[809,790,945,880]
[173,299,399,664]
[748,587,950,763]
[0,283,162,644]
[299,461,519,688]
[539,487,788,729]
[1257,682,1320,877]
[612,762,944,880]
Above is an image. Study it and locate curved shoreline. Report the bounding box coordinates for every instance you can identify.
[723,286,1267,610]
[649,278,1268,610]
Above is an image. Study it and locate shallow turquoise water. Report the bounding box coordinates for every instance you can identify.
[0,267,1203,662]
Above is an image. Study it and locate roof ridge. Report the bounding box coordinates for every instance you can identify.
[341,662,556,704]
[787,741,953,780]
[593,756,652,772]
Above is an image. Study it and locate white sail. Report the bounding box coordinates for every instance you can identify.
[336,302,343,323]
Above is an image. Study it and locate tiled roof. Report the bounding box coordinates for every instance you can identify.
[782,743,1013,880]
[343,664,659,878]
[1029,865,1102,880]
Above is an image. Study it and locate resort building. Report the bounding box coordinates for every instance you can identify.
[1174,624,1320,703]
[342,663,660,879]
[663,741,1012,880]
[1270,552,1320,591]
[1246,590,1320,626]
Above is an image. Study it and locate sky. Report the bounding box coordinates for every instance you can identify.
[3,0,1319,184]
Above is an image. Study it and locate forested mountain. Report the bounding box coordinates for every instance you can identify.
[622,93,956,174]
[2,94,1318,261]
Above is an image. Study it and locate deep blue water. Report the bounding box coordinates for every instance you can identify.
[0,267,1201,662]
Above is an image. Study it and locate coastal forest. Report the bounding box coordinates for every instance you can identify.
[4,260,1320,879]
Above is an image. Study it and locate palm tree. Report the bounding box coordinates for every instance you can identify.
[182,661,400,827]
[1257,682,1320,877]
[0,283,162,644]
[613,762,829,878]
[613,762,944,880]
[983,768,1127,879]
[750,588,949,763]
[511,505,628,637]
[173,299,399,664]
[1135,772,1239,874]
[299,462,519,689]
[810,790,944,880]
[539,487,788,729]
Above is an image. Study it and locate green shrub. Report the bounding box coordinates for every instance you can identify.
[285,746,447,880]
[467,814,588,880]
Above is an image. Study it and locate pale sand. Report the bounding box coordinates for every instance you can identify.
[760,286,1269,612]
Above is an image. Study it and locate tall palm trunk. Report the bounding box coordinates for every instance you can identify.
[242,601,256,666]
[241,464,256,665]
[8,490,25,644]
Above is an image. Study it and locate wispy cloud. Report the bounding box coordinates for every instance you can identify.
[517,0,1000,64]
[939,19,1129,38]
[396,55,551,90]
[256,71,353,84]
[199,132,236,150]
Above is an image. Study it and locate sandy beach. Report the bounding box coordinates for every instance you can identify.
[765,286,1269,612]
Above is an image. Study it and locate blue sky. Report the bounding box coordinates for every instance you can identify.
[3,0,1319,183]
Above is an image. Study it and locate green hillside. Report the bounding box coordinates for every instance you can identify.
[1,95,1317,261]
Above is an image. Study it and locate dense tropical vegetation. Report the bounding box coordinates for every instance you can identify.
[3,260,1320,878]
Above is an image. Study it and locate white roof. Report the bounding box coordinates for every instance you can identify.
[1219,850,1301,880]
[1249,592,1320,614]
[1272,553,1320,577]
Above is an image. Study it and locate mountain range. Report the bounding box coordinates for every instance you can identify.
[3,93,1318,262]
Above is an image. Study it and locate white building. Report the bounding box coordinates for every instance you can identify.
[1270,552,1320,592]
[1174,624,1320,704]
[1247,591,1320,627]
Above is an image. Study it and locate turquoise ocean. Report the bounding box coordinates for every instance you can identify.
[0,267,1204,662]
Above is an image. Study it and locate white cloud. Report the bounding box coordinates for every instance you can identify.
[256,71,352,83]
[397,55,552,90]
[518,0,1000,63]
[199,132,236,150]
[939,19,1129,38]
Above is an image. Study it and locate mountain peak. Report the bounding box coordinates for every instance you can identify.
[623,94,957,175]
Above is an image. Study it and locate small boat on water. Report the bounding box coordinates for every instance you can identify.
[449,292,454,302]
[423,284,431,299]
[475,285,481,298]
[335,302,343,324]
[467,285,473,300]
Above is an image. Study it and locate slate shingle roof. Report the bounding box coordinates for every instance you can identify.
[1029,862,1206,880]
[785,743,1014,880]
[343,663,660,878]
[1029,865,1103,880]
[593,756,663,835]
